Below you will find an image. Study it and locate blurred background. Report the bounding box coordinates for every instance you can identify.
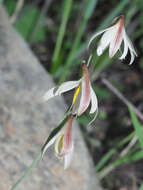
[2,0,143,189]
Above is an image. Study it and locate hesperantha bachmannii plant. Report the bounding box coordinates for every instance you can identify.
[11,14,137,190]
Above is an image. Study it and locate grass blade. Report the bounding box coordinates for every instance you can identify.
[51,0,72,74]
[98,150,143,179]
[128,106,143,149]
[59,0,98,82]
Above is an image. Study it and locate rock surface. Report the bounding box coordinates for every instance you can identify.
[0,5,102,190]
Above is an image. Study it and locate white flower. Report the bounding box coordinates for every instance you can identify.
[43,63,98,117]
[88,15,137,65]
[42,115,74,169]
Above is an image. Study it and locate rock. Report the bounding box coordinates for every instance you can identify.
[0,5,102,190]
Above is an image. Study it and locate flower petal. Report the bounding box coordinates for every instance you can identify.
[57,80,81,95]
[42,134,58,157]
[129,51,136,65]
[78,64,91,116]
[125,32,137,57]
[43,87,56,101]
[55,133,64,155]
[90,85,98,114]
[42,115,69,157]
[88,27,113,49]
[119,29,129,60]
[120,29,137,64]
[61,115,73,156]
[88,108,98,126]
[97,27,118,56]
[64,144,73,169]
[109,17,124,57]
[43,80,80,101]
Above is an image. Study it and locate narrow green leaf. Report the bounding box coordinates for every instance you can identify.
[51,0,72,73]
[59,0,98,82]
[128,106,143,150]
[14,6,46,41]
[98,150,143,179]
[96,149,115,171]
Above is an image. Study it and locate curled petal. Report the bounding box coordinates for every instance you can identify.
[78,64,91,116]
[124,31,137,65]
[43,80,80,101]
[88,27,113,49]
[129,51,136,65]
[119,30,128,60]
[109,18,124,57]
[90,86,98,114]
[120,29,137,64]
[125,31,137,57]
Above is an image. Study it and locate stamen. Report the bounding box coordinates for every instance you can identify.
[72,84,81,104]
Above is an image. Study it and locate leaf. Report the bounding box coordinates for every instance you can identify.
[14,6,46,42]
[128,106,143,150]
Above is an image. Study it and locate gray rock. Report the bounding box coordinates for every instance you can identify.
[0,5,102,190]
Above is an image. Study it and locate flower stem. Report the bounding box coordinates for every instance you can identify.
[10,151,42,190]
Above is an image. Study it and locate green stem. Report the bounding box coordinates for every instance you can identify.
[10,151,42,190]
[51,0,72,74]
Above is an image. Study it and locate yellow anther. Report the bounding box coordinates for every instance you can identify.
[58,134,64,153]
[72,84,81,104]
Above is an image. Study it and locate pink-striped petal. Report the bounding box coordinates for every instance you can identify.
[61,115,73,156]
[109,16,124,58]
[64,144,74,169]
[77,64,91,116]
